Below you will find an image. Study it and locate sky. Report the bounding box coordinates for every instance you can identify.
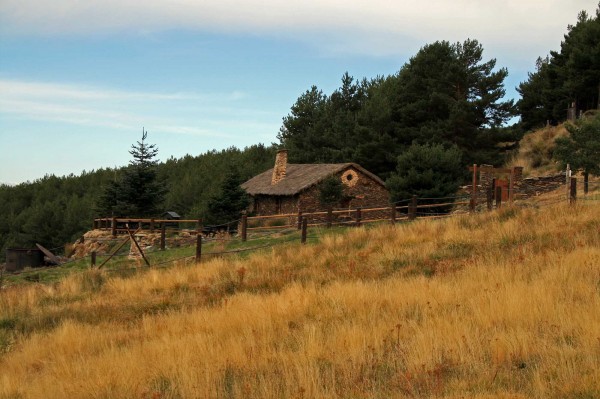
[0,0,598,185]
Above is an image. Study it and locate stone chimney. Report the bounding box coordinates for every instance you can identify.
[271,149,288,185]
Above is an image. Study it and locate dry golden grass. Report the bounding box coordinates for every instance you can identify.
[506,124,569,176]
[1,201,600,398]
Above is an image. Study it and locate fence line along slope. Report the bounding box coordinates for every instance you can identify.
[0,202,599,398]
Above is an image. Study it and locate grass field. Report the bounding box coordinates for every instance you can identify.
[1,200,599,398]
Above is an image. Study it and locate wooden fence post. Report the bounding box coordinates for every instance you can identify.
[93,219,98,230]
[297,211,303,230]
[97,230,140,269]
[196,234,202,263]
[584,172,589,195]
[570,177,577,205]
[390,205,396,225]
[495,186,502,209]
[126,227,150,267]
[241,213,248,242]
[91,251,96,268]
[326,207,333,228]
[150,219,155,233]
[509,167,515,205]
[409,196,417,220]
[160,223,166,251]
[301,218,307,244]
[111,217,117,237]
[196,219,202,234]
[487,184,494,211]
[470,164,477,212]
[356,207,362,226]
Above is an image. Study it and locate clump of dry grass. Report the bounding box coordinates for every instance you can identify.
[506,124,569,176]
[1,202,599,398]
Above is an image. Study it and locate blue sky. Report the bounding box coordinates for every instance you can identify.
[0,0,597,185]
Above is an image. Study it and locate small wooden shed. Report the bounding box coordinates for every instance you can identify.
[162,211,181,220]
[5,248,44,272]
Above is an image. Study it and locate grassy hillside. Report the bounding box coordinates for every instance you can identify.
[1,198,599,398]
[506,124,568,176]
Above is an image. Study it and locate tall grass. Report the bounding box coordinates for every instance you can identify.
[1,202,599,398]
[506,124,568,176]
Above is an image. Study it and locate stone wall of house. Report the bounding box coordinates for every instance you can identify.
[298,167,389,212]
[298,166,390,222]
[252,194,298,216]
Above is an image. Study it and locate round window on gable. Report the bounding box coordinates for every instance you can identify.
[341,170,358,187]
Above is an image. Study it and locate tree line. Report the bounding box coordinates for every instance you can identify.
[0,144,276,261]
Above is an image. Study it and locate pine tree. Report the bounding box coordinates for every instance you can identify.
[203,170,250,226]
[390,39,515,165]
[96,129,167,217]
[386,143,465,208]
[277,86,329,163]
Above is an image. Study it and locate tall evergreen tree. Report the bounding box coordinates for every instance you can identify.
[390,39,515,165]
[97,129,167,217]
[277,86,329,163]
[518,4,600,129]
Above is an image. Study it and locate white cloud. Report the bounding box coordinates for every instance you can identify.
[0,79,219,101]
[0,98,136,129]
[0,78,274,138]
[1,0,597,64]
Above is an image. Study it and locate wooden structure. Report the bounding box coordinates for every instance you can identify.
[241,150,390,216]
[5,248,44,272]
[567,101,577,121]
[35,244,62,265]
[162,211,181,220]
[93,217,201,235]
[469,164,524,206]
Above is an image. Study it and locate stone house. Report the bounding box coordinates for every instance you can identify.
[241,150,390,215]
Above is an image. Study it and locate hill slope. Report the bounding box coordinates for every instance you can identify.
[506,124,568,176]
[1,200,599,398]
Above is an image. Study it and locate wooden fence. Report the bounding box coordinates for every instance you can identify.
[93,176,587,238]
[89,176,591,265]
